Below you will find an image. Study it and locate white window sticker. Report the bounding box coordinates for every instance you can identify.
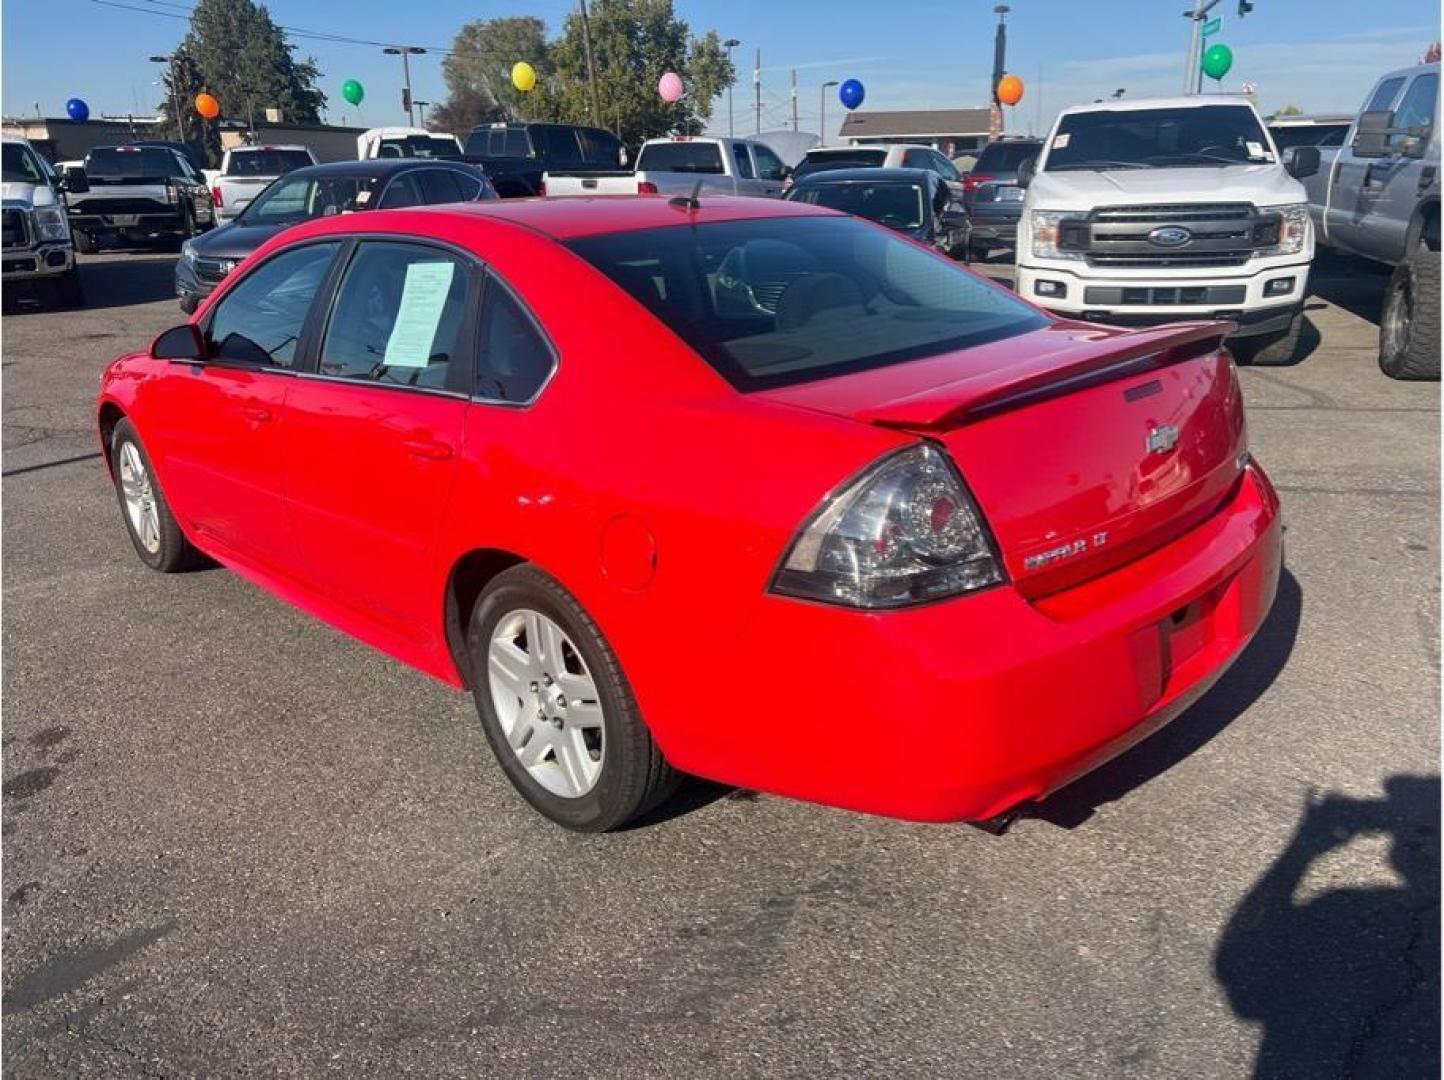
[383,261,456,369]
[353,189,371,205]
[1245,140,1271,160]
[1052,132,1071,149]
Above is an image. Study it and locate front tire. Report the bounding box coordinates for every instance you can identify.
[54,267,84,309]
[467,565,679,831]
[1379,243,1441,380]
[110,418,202,572]
[1232,312,1303,367]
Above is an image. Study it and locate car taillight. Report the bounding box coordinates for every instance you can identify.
[771,444,1003,609]
[963,173,994,193]
[537,178,547,197]
[210,185,223,207]
[637,181,659,195]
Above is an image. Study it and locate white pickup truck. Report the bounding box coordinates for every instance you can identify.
[1016,95,1319,364]
[542,136,790,198]
[357,127,465,161]
[207,144,316,223]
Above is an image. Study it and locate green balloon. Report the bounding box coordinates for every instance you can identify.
[342,79,365,106]
[1201,43,1233,80]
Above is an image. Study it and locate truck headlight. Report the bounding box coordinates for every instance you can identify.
[1257,203,1309,256]
[34,206,69,243]
[1029,210,1086,261]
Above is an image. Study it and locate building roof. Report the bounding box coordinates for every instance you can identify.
[839,108,992,139]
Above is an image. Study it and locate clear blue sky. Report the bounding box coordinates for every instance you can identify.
[3,0,1438,137]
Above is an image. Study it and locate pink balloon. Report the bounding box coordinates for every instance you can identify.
[658,72,684,103]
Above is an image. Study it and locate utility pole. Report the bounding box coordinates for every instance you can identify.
[149,54,183,142]
[790,69,798,132]
[990,5,1010,142]
[723,38,740,137]
[415,101,431,127]
[820,80,838,146]
[577,0,603,128]
[1181,0,1222,94]
[754,48,762,136]
[384,46,426,125]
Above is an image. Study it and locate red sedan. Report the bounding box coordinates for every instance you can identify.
[97,197,1282,831]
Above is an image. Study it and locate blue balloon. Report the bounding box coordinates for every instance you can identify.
[839,79,865,111]
[65,98,90,122]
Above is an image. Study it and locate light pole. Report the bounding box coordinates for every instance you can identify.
[820,80,839,146]
[149,54,183,142]
[415,101,431,127]
[990,5,1010,142]
[383,45,427,125]
[723,38,740,137]
[1181,0,1222,94]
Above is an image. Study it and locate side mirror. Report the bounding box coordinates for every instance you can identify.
[151,323,206,361]
[1287,145,1320,179]
[1016,155,1037,189]
[1352,110,1392,158]
[61,166,89,194]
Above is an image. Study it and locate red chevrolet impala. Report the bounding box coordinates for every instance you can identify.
[97,196,1281,831]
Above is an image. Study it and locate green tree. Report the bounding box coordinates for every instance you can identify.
[1274,104,1304,117]
[436,16,553,131]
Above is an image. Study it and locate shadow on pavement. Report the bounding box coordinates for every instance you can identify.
[1309,251,1390,327]
[1215,775,1440,1078]
[3,254,179,316]
[1026,568,1304,829]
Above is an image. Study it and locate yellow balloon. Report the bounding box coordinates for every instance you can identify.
[512,62,537,93]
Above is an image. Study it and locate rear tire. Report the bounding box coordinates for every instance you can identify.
[1232,312,1303,367]
[467,565,680,831]
[1379,243,1440,380]
[110,418,202,573]
[54,267,84,309]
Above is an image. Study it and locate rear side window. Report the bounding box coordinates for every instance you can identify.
[732,143,756,179]
[475,279,556,403]
[1390,74,1440,150]
[637,141,724,174]
[208,242,341,368]
[418,169,464,204]
[319,243,471,390]
[378,172,423,209]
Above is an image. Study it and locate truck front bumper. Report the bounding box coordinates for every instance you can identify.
[1016,260,1311,337]
[2,243,75,280]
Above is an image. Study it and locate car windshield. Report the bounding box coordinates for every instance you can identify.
[377,136,461,160]
[1045,105,1274,170]
[790,181,926,231]
[566,215,1046,391]
[240,173,377,225]
[2,143,46,184]
[86,147,177,178]
[227,149,315,175]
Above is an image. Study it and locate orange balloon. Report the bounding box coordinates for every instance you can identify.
[194,92,220,120]
[997,74,1024,106]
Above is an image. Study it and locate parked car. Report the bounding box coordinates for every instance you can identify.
[542,136,789,198]
[2,134,83,306]
[1267,114,1352,157]
[65,144,213,252]
[1015,95,1319,365]
[101,196,1282,832]
[357,126,465,161]
[784,167,967,255]
[960,137,1043,260]
[788,144,964,198]
[1307,63,1439,379]
[209,144,317,223]
[462,121,625,197]
[174,158,494,312]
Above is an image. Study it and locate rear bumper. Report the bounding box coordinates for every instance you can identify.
[70,212,185,236]
[2,243,74,279]
[658,463,1283,823]
[967,208,1022,245]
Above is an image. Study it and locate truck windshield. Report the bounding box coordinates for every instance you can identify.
[227,149,315,175]
[240,173,376,225]
[2,143,46,184]
[1045,105,1274,170]
[86,147,178,178]
[567,215,1046,390]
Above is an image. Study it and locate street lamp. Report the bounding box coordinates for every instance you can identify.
[148,54,183,141]
[820,80,839,146]
[415,101,431,127]
[723,39,740,137]
[383,45,427,125]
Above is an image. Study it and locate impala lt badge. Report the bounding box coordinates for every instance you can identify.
[1147,423,1181,454]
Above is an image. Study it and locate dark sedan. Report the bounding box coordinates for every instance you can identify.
[961,137,1041,261]
[175,158,495,312]
[783,168,967,256]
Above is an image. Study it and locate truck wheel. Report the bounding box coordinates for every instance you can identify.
[73,231,95,254]
[170,206,196,251]
[54,268,85,309]
[179,293,199,315]
[1379,244,1441,381]
[1232,312,1303,367]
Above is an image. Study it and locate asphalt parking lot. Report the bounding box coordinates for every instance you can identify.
[2,248,1439,1077]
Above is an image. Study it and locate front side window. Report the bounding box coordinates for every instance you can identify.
[207,242,341,368]
[475,278,556,403]
[732,143,756,179]
[1366,76,1407,113]
[1390,74,1439,152]
[319,243,470,391]
[241,174,374,225]
[1045,105,1272,170]
[418,169,464,204]
[753,144,788,181]
[567,216,1046,391]
[378,173,423,209]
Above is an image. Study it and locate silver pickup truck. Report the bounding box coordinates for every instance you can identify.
[543,137,790,198]
[1306,62,1439,379]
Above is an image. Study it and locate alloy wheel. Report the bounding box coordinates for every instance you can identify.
[117,441,160,554]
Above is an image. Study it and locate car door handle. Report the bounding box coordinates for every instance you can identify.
[402,437,453,460]
[243,406,273,423]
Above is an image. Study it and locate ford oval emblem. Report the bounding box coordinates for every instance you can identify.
[1148,225,1192,248]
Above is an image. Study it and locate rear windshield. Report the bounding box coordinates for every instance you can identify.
[239,173,378,225]
[464,126,531,158]
[376,136,461,160]
[86,147,178,178]
[227,149,314,175]
[973,141,1040,172]
[636,141,724,175]
[566,216,1046,391]
[1045,105,1273,170]
[794,149,887,180]
[789,181,926,231]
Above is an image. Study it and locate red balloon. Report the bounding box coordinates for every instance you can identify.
[997,74,1024,107]
[194,92,220,120]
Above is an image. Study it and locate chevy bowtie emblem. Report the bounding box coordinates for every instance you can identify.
[1146,424,1180,454]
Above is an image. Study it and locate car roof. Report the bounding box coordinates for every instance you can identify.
[284,158,475,180]
[229,143,311,151]
[805,144,933,156]
[791,167,934,184]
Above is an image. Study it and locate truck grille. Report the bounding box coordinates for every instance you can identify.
[2,209,30,250]
[1080,203,1261,269]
